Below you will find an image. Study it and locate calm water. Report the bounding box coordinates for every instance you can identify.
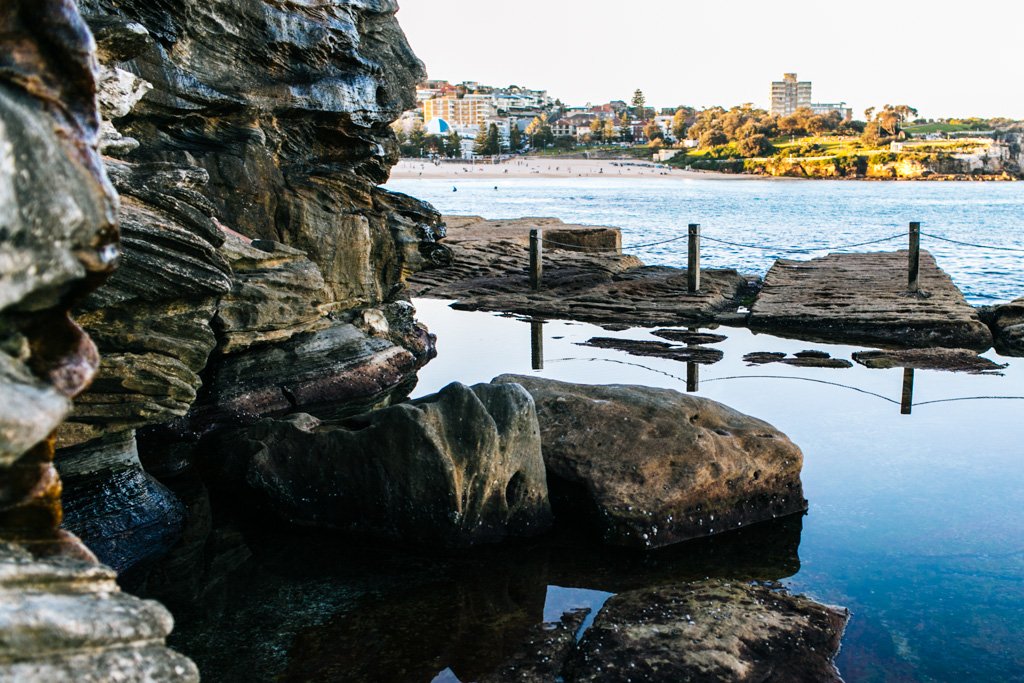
[166,299,1024,682]
[385,177,1024,304]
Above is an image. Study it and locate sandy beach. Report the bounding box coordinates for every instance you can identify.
[390,157,765,181]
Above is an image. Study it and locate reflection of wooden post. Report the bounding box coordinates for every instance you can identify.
[687,223,701,293]
[900,367,914,415]
[530,320,544,370]
[908,221,921,293]
[686,361,699,392]
[529,228,543,291]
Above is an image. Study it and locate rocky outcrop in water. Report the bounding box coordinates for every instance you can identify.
[568,580,848,682]
[494,376,807,549]
[852,348,1007,373]
[981,297,1024,357]
[214,382,552,546]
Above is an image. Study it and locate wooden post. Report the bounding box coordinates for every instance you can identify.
[908,221,921,293]
[687,223,701,293]
[900,367,914,415]
[530,320,544,370]
[529,228,543,291]
[686,361,699,393]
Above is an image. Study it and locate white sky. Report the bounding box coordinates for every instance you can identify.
[396,0,1024,120]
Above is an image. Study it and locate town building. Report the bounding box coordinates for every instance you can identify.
[770,73,812,116]
[811,102,853,121]
[423,95,496,127]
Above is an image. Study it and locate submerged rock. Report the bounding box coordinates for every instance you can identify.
[0,543,198,682]
[567,580,848,682]
[225,382,552,546]
[852,348,1007,374]
[493,376,807,549]
[480,608,591,683]
[650,329,728,345]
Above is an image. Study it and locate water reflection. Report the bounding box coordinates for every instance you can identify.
[530,320,544,370]
[901,368,915,415]
[155,511,803,682]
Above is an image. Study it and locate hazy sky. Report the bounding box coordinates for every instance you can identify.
[396,0,1024,119]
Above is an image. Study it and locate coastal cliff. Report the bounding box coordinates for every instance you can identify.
[1,1,449,673]
[50,0,450,574]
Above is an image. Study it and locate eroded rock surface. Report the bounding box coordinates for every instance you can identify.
[494,376,807,549]
[568,580,848,683]
[579,337,724,364]
[219,382,552,546]
[743,351,853,369]
[750,251,992,349]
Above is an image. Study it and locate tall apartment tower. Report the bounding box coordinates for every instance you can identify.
[770,73,812,116]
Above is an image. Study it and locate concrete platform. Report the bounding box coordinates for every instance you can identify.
[749,251,992,349]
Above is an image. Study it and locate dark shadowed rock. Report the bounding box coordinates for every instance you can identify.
[981,297,1024,357]
[480,608,591,683]
[493,376,807,549]
[567,580,848,683]
[225,382,552,546]
[852,348,1007,374]
[56,431,184,575]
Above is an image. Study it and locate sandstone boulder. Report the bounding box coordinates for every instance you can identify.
[494,376,806,549]
[230,382,552,546]
[567,580,848,682]
[982,297,1024,357]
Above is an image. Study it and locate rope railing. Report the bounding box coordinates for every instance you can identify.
[527,221,1022,294]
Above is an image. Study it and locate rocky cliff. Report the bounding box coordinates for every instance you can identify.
[2,1,450,676]
[47,0,451,575]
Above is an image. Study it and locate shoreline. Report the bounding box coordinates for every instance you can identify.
[390,157,772,181]
[390,157,1018,182]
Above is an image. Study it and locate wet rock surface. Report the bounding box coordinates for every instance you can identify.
[750,251,993,350]
[579,337,724,364]
[56,431,185,574]
[217,382,552,546]
[852,348,1007,374]
[568,580,848,683]
[981,297,1024,356]
[443,215,622,252]
[480,608,591,683]
[493,375,807,549]
[650,329,728,345]
[744,351,853,368]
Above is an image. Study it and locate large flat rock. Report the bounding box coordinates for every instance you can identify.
[409,237,748,325]
[750,250,992,349]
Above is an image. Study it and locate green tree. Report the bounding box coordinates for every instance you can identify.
[472,126,491,155]
[671,107,694,139]
[509,124,522,151]
[444,129,462,158]
[589,117,604,142]
[737,134,773,157]
[526,114,553,148]
[644,119,663,141]
[631,89,647,120]
[408,119,426,156]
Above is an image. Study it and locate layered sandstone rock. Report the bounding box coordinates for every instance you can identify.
[218,382,552,546]
[494,376,807,549]
[0,1,194,677]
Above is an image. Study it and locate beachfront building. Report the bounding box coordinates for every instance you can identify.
[770,73,812,116]
[423,94,497,127]
[811,102,854,121]
[654,115,675,141]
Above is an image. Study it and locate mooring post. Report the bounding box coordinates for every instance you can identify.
[530,320,544,370]
[908,221,921,293]
[687,223,701,293]
[900,367,915,415]
[529,228,543,291]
